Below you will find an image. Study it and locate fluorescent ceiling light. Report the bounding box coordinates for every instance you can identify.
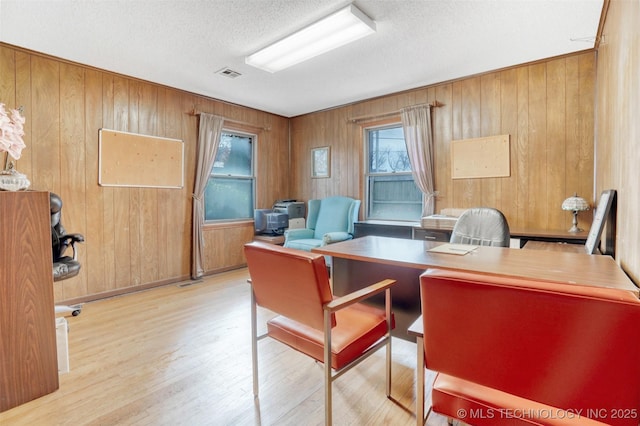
[245,4,376,73]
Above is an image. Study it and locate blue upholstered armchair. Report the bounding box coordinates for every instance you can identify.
[284,196,361,251]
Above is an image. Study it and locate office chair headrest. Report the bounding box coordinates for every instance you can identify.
[50,192,63,228]
[50,192,63,214]
[450,207,510,247]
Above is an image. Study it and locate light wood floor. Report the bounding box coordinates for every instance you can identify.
[0,268,454,426]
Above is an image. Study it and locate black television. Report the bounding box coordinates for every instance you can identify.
[254,209,288,235]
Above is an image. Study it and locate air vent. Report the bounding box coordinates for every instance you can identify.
[215,67,242,78]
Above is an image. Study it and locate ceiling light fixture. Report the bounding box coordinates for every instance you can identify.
[245,4,376,73]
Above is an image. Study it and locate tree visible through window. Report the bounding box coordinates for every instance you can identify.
[366,125,422,221]
[204,131,255,221]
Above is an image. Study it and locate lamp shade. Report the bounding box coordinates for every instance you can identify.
[562,194,589,212]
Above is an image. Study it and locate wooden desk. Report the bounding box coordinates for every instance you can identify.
[313,236,639,339]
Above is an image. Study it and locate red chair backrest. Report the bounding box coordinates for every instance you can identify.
[420,268,640,421]
[244,241,334,330]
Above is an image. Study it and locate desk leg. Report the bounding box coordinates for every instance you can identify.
[416,335,424,426]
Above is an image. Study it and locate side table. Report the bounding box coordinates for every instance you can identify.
[253,234,285,245]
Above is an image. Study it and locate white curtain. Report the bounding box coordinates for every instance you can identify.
[191,113,224,279]
[401,105,436,217]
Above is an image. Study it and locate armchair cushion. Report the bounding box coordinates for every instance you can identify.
[284,238,324,252]
[322,231,352,245]
[284,228,315,240]
[284,231,354,251]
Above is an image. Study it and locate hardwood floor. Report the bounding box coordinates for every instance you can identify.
[0,268,453,426]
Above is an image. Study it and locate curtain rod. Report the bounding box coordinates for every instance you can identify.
[186,108,271,131]
[347,101,443,124]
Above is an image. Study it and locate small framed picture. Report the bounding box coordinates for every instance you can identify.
[311,146,330,178]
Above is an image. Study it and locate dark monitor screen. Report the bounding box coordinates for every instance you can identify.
[254,209,288,235]
[254,209,272,234]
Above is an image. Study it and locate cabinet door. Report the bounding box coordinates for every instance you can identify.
[0,191,58,412]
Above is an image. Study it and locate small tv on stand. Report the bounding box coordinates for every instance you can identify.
[254,209,289,235]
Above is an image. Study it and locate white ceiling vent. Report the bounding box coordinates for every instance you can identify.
[215,67,242,78]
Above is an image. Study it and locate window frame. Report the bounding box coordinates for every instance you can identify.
[363,122,423,222]
[203,128,257,223]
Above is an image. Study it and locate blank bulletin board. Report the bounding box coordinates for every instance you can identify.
[451,134,510,179]
[98,129,184,188]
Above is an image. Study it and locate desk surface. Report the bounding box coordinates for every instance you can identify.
[313,236,638,297]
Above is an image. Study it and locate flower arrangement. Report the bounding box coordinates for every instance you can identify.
[0,103,29,190]
[0,103,26,162]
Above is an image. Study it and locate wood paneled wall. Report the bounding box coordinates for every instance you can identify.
[0,40,615,301]
[290,51,596,232]
[0,43,290,303]
[595,0,640,284]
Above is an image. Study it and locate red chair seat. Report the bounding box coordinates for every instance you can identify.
[268,303,393,369]
[432,373,608,426]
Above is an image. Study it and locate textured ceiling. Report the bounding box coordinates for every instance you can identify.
[0,0,603,117]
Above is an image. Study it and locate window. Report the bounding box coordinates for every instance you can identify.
[365,124,422,221]
[204,131,255,221]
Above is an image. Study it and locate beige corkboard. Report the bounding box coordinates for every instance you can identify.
[451,134,510,179]
[99,129,184,188]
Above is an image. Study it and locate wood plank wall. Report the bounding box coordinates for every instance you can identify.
[595,0,640,284]
[290,51,596,232]
[0,43,290,303]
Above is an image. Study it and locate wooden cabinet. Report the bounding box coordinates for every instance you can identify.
[0,191,58,412]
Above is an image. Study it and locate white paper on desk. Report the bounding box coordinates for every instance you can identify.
[428,243,478,255]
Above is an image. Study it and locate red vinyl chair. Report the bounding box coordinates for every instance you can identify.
[418,268,640,426]
[244,241,395,425]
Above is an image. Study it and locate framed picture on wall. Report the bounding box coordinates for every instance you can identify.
[311,146,331,178]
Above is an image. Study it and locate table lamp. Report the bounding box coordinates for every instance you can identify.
[562,193,590,233]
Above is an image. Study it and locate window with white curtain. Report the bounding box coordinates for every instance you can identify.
[204,130,255,221]
[365,124,422,221]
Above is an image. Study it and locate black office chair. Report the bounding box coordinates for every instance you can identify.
[51,192,85,316]
[449,207,510,247]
